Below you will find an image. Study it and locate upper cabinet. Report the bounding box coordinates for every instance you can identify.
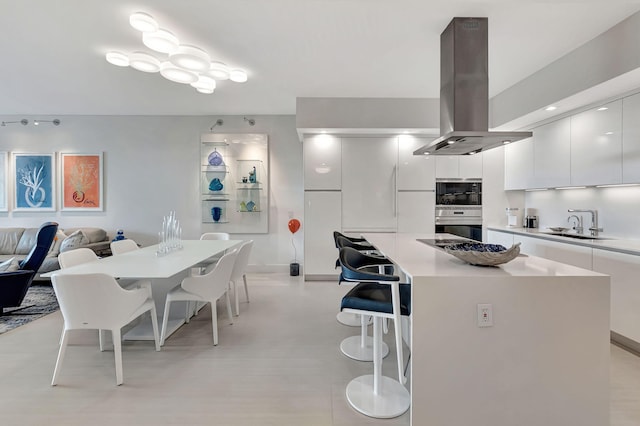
[303,135,342,190]
[504,137,533,190]
[622,92,640,183]
[532,117,571,188]
[397,136,436,190]
[570,99,623,186]
[435,153,482,179]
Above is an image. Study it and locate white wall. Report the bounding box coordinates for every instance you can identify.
[0,114,303,269]
[524,186,640,239]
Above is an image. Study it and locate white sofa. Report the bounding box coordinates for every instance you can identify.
[0,227,110,278]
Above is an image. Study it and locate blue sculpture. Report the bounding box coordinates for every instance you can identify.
[209,178,223,191]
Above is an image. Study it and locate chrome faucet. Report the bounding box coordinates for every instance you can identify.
[567,209,603,236]
[567,215,583,234]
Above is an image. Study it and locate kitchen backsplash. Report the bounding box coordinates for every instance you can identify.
[524,186,640,239]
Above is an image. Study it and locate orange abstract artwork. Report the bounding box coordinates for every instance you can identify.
[62,154,102,210]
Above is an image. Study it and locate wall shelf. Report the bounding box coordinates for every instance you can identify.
[200,133,269,233]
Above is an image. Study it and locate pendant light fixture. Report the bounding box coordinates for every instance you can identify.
[105,11,249,94]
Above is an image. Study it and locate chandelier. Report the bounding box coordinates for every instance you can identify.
[105,12,248,94]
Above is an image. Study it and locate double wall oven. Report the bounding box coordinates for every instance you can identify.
[435,179,482,241]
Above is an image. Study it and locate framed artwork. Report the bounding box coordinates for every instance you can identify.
[60,153,103,211]
[0,152,7,211]
[13,153,55,211]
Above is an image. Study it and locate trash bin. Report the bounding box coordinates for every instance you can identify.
[289,262,300,276]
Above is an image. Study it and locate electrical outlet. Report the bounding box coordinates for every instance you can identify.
[477,304,493,327]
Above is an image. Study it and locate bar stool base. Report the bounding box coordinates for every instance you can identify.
[336,312,371,327]
[346,374,410,419]
[340,335,389,361]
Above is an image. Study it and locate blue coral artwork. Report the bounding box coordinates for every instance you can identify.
[13,153,55,211]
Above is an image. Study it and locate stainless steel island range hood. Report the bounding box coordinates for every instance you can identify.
[413,18,532,156]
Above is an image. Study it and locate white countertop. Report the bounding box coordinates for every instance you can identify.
[487,225,640,256]
[362,233,605,279]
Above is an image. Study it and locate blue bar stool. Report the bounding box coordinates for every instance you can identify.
[335,235,392,361]
[339,246,411,418]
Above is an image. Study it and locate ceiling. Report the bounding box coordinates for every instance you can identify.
[1,0,640,116]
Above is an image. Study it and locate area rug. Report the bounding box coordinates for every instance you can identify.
[0,284,59,334]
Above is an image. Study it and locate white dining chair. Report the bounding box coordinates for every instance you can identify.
[109,239,153,295]
[110,239,139,255]
[200,232,230,241]
[229,240,253,316]
[51,272,161,386]
[161,249,237,346]
[58,247,99,269]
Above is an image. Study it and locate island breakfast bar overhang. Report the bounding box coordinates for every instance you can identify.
[362,233,610,426]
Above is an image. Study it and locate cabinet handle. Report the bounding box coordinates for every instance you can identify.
[393,165,397,217]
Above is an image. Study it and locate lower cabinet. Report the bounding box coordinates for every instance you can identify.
[593,249,640,343]
[514,235,592,269]
[303,191,341,278]
[486,230,514,247]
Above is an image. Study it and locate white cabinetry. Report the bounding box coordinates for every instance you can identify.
[622,92,640,183]
[303,135,341,190]
[435,154,482,179]
[486,229,514,247]
[341,137,398,232]
[504,137,534,190]
[398,136,435,190]
[397,191,435,233]
[303,191,342,277]
[570,99,623,186]
[533,117,571,188]
[593,249,640,343]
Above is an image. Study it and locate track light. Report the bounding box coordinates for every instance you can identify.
[244,117,255,126]
[210,119,224,131]
[33,119,61,126]
[1,119,28,126]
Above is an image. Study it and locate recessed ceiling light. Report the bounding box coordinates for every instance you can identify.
[129,12,159,32]
[229,69,248,83]
[128,51,161,73]
[605,131,613,135]
[597,107,608,111]
[502,140,511,145]
[105,51,129,67]
[447,140,455,145]
[544,106,557,111]
[143,29,179,54]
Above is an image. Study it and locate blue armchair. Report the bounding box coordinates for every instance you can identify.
[0,222,59,315]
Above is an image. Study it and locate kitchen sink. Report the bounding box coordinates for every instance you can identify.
[543,232,610,240]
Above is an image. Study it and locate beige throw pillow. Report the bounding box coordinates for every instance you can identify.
[59,230,89,253]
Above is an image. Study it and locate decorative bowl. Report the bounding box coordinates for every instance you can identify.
[443,242,521,266]
[548,227,569,232]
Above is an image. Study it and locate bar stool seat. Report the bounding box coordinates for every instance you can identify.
[335,235,395,361]
[339,247,411,419]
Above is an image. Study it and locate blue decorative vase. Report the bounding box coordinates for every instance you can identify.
[209,178,223,191]
[208,150,224,166]
[211,207,222,222]
[246,201,256,212]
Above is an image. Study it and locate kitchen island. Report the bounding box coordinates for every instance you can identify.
[362,233,610,426]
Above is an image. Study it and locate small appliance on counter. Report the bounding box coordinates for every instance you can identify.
[505,208,521,227]
[523,208,538,228]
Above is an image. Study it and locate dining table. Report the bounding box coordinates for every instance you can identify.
[43,239,242,341]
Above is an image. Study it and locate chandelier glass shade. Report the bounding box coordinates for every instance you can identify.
[169,45,210,72]
[143,29,180,54]
[160,62,198,84]
[106,51,129,67]
[129,12,159,32]
[128,52,161,73]
[105,11,248,94]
